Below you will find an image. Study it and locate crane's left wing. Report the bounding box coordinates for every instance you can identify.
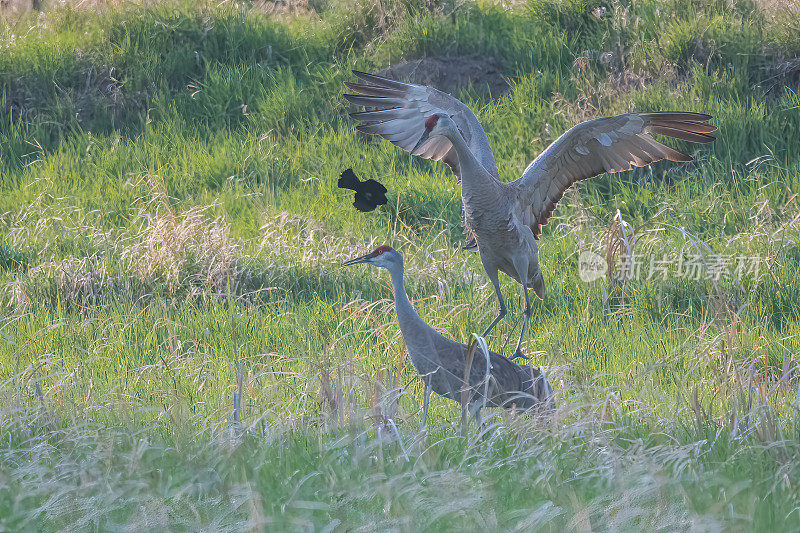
[343,71,499,180]
[513,112,715,238]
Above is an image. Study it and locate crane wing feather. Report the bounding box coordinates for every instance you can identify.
[514,112,715,238]
[344,71,499,180]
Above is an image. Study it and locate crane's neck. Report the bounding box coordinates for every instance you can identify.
[386,262,436,352]
[445,125,495,180]
[443,124,500,201]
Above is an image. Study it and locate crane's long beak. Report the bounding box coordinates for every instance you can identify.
[343,252,375,266]
[531,272,545,300]
[411,130,431,155]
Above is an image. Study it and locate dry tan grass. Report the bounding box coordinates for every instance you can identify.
[756,0,800,16]
[124,189,238,295]
[257,209,363,267]
[5,277,30,315]
[0,0,33,19]
[250,0,317,17]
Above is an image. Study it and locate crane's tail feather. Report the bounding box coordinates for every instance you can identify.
[342,94,406,108]
[645,119,717,134]
[647,125,716,144]
[642,112,717,145]
[350,108,411,123]
[344,82,405,98]
[352,70,412,90]
[640,111,713,122]
[635,112,717,162]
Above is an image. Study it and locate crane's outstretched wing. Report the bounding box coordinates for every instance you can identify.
[343,71,499,180]
[514,112,716,238]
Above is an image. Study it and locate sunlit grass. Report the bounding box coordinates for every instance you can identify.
[0,0,799,529]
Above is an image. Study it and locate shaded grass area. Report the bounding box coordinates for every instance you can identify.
[1,0,800,529]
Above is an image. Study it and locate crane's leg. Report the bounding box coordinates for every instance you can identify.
[511,285,533,361]
[468,400,483,429]
[421,374,432,432]
[480,269,506,339]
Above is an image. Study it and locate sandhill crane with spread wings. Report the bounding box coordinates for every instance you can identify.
[343,245,554,427]
[344,71,716,360]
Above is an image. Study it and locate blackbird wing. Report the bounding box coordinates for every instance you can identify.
[362,179,388,207]
[338,168,360,191]
[362,178,388,195]
[353,194,377,212]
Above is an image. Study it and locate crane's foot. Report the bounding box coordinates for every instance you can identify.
[510,349,530,361]
[462,237,478,252]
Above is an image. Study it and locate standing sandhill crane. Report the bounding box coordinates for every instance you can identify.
[344,71,716,360]
[344,245,554,427]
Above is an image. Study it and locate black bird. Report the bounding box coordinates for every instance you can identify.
[338,169,388,212]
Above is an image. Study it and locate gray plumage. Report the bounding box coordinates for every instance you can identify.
[345,71,716,360]
[344,246,555,426]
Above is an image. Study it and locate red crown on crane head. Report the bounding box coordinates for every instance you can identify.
[424,115,439,131]
[372,245,393,256]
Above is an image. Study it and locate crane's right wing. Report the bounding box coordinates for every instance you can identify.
[344,71,499,180]
[513,112,715,238]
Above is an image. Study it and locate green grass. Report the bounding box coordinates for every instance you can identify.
[1,0,800,530]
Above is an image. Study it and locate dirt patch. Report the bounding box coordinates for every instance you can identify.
[378,56,508,98]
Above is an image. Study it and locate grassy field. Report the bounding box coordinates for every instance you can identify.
[1,0,799,529]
